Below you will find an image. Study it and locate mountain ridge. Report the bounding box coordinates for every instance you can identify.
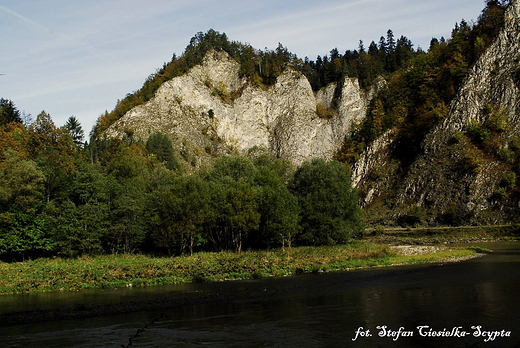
[104,50,383,166]
[102,0,518,225]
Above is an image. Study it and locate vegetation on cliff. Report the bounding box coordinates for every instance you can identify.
[92,30,299,137]
[92,27,418,136]
[93,0,508,140]
[334,0,520,226]
[335,0,511,167]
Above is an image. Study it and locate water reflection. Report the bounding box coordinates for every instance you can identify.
[1,242,519,347]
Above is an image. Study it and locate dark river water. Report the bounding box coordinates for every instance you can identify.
[0,242,519,347]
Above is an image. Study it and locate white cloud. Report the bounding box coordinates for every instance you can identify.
[0,3,50,31]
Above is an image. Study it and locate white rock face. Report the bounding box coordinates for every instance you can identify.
[351,129,396,189]
[106,50,375,165]
[352,0,520,223]
[438,0,520,138]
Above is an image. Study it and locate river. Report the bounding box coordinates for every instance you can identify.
[0,242,519,347]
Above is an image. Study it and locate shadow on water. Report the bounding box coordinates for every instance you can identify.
[0,242,519,347]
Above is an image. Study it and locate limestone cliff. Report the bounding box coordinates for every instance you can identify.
[353,0,520,225]
[105,50,379,166]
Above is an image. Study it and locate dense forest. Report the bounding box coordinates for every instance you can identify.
[0,0,512,261]
[0,104,362,261]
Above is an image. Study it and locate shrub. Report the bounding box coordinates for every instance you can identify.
[316,103,335,120]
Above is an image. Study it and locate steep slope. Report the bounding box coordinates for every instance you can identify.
[353,0,520,225]
[105,50,381,166]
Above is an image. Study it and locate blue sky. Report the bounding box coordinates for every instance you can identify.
[0,0,486,135]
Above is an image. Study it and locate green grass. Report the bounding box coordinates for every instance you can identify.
[0,242,484,295]
[363,224,520,244]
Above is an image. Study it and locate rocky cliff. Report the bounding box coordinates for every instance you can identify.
[105,50,381,166]
[104,1,519,226]
[353,0,520,225]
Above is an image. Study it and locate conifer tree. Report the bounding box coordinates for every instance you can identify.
[0,98,22,125]
[64,116,84,148]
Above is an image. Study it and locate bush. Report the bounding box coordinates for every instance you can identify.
[467,120,491,143]
[289,159,363,245]
[316,103,335,120]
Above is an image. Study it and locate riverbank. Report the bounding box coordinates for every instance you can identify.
[2,241,518,347]
[0,241,494,328]
[362,224,520,244]
[0,241,486,296]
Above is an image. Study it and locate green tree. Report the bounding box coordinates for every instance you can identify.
[202,156,262,252]
[67,160,111,255]
[0,213,52,261]
[0,149,54,260]
[205,178,260,252]
[106,179,147,254]
[0,149,45,213]
[64,116,85,148]
[385,29,398,72]
[105,143,147,179]
[0,98,22,126]
[151,175,210,255]
[289,159,363,245]
[253,166,300,250]
[28,111,76,201]
[0,122,28,160]
[247,146,295,181]
[41,158,108,257]
[203,155,257,183]
[41,199,82,257]
[104,144,150,254]
[145,132,181,171]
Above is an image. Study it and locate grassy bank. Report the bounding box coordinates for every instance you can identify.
[363,224,520,244]
[0,242,485,295]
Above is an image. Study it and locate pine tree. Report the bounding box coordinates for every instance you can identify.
[0,98,22,125]
[64,116,85,148]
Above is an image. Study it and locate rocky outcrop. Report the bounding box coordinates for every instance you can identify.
[353,0,520,225]
[104,1,520,225]
[106,50,379,166]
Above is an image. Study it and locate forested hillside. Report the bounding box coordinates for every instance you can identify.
[0,0,513,261]
[336,0,510,165]
[348,0,520,226]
